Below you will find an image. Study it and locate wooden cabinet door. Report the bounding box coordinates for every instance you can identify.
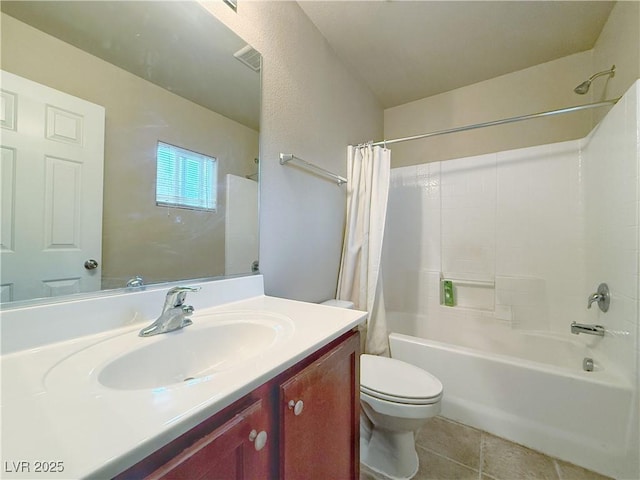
[147,399,270,480]
[279,332,360,480]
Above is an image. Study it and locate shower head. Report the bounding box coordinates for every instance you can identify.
[574,65,615,95]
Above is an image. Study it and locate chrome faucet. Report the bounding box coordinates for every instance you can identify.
[587,283,610,312]
[571,321,605,337]
[126,275,145,289]
[587,293,601,309]
[139,286,200,337]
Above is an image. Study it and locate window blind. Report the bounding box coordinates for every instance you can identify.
[156,142,217,211]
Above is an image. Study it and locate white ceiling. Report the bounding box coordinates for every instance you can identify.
[299,1,616,108]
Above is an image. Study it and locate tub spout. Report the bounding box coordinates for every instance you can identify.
[571,321,605,336]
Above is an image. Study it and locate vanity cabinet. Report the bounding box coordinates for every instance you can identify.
[146,399,271,479]
[114,330,359,480]
[280,332,360,479]
[115,382,274,480]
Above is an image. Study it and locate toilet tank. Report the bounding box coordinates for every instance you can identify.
[321,299,355,309]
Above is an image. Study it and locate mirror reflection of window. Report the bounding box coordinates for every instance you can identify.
[156,142,218,212]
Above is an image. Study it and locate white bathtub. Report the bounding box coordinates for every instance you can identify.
[388,313,637,479]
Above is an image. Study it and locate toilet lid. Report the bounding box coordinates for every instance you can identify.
[360,354,443,404]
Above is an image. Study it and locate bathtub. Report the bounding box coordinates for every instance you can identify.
[387,312,636,479]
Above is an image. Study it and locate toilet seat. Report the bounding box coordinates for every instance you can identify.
[360,354,443,405]
[361,385,441,405]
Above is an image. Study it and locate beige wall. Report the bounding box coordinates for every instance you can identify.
[385,51,594,166]
[204,2,383,301]
[1,13,258,289]
[591,1,640,123]
[384,1,639,167]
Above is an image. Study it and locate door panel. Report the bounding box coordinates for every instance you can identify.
[0,70,105,302]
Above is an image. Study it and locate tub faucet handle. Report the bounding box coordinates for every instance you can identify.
[587,283,609,312]
[587,293,601,309]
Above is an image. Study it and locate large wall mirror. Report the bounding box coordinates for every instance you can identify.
[0,1,261,306]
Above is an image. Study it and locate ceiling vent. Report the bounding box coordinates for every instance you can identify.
[234,45,261,72]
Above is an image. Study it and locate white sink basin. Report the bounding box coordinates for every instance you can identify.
[45,311,294,392]
[100,321,280,390]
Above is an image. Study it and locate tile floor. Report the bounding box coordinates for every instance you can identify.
[361,416,613,480]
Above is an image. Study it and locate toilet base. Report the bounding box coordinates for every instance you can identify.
[360,426,419,480]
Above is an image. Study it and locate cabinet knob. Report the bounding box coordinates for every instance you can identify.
[288,399,304,416]
[249,429,268,451]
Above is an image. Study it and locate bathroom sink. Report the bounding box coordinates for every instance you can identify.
[99,320,281,390]
[45,311,294,392]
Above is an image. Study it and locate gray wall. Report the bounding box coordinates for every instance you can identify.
[206,2,383,302]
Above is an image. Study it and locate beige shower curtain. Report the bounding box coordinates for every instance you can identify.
[337,144,390,356]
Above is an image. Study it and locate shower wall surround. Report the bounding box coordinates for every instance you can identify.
[383,142,587,337]
[583,82,639,385]
[383,81,640,387]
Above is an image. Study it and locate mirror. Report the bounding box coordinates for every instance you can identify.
[0,1,261,306]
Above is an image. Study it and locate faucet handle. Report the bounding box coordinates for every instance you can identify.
[164,286,201,309]
[182,304,195,314]
[587,283,610,313]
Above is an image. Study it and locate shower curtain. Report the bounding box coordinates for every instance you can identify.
[337,144,390,356]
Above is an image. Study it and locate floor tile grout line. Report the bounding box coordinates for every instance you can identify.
[415,443,481,476]
[553,458,563,480]
[479,432,485,480]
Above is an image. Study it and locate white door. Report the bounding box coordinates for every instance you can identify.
[0,70,105,302]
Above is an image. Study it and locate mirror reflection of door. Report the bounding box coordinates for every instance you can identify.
[1,70,105,302]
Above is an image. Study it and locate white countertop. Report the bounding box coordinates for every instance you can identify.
[1,293,366,479]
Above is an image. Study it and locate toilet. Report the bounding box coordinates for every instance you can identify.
[360,354,443,479]
[321,300,444,480]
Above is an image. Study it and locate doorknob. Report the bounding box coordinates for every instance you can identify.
[84,259,99,270]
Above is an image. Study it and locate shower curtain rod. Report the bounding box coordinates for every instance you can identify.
[369,98,620,148]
